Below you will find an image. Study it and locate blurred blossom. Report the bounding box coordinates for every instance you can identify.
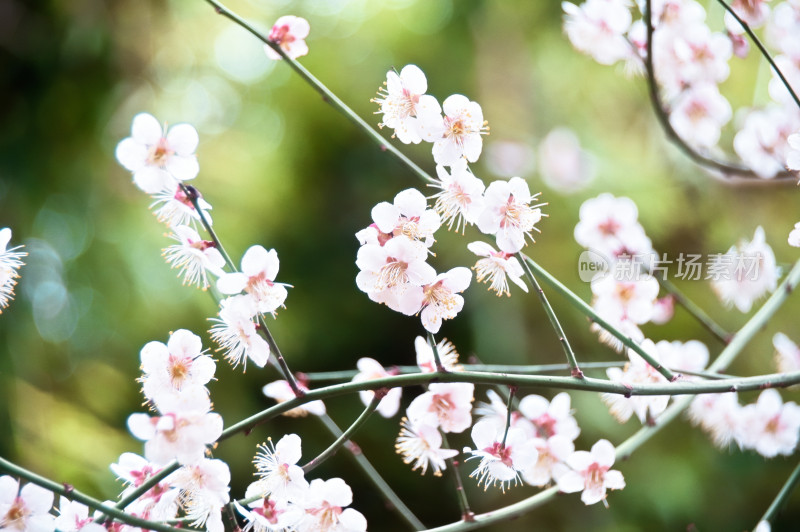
[485,140,536,178]
[214,25,273,84]
[537,128,595,193]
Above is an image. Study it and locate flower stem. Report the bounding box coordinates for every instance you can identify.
[0,456,188,532]
[97,461,179,523]
[501,386,517,447]
[180,184,237,271]
[257,314,303,397]
[518,252,583,378]
[316,414,426,530]
[202,0,436,186]
[521,254,675,382]
[642,0,795,181]
[428,331,446,372]
[758,460,800,525]
[302,393,382,473]
[440,432,474,523]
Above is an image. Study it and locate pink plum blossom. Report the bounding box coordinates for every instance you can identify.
[414,335,462,373]
[669,83,732,149]
[430,160,486,233]
[395,417,458,476]
[418,267,472,333]
[418,94,488,165]
[463,419,539,492]
[352,357,402,418]
[168,458,230,532]
[297,478,367,532]
[373,64,429,144]
[0,228,26,313]
[249,434,308,500]
[369,188,441,247]
[468,241,528,297]
[0,476,55,532]
[519,392,581,441]
[562,0,634,66]
[265,16,310,60]
[163,225,226,290]
[477,177,544,253]
[736,389,800,457]
[217,245,288,317]
[407,382,474,433]
[688,392,742,448]
[557,439,625,506]
[773,332,800,373]
[54,499,105,532]
[602,340,670,424]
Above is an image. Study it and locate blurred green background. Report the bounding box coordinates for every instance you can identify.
[1,0,799,530]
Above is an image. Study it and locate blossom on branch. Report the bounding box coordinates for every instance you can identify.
[395,417,458,476]
[373,64,430,144]
[217,245,289,317]
[477,177,544,254]
[265,16,310,60]
[163,225,226,290]
[418,94,488,165]
[468,241,528,297]
[210,295,271,370]
[0,476,55,532]
[556,439,625,506]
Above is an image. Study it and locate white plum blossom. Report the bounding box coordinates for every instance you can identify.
[234,496,303,532]
[54,499,104,532]
[110,453,180,523]
[163,225,226,290]
[669,83,732,149]
[736,389,800,457]
[773,332,800,373]
[150,183,213,229]
[734,106,799,179]
[418,94,488,165]
[725,0,771,30]
[373,64,429,144]
[655,339,709,375]
[710,226,778,313]
[478,177,544,253]
[297,478,367,532]
[537,127,596,193]
[789,221,800,247]
[430,160,486,233]
[522,435,575,487]
[0,228,26,313]
[463,419,539,492]
[602,340,670,424]
[414,335,462,373]
[139,329,216,407]
[395,417,458,476]
[115,113,199,194]
[591,274,660,326]
[468,241,528,297]
[474,389,535,436]
[217,245,288,317]
[650,295,675,325]
[262,380,326,417]
[406,382,474,433]
[168,458,230,532]
[767,55,800,107]
[787,132,800,173]
[352,358,402,418]
[369,188,441,247]
[518,392,581,441]
[574,194,654,261]
[249,434,308,500]
[557,439,625,506]
[127,387,224,465]
[562,0,634,66]
[687,392,741,448]
[209,295,271,369]
[0,476,55,532]
[265,16,310,60]
[418,267,472,333]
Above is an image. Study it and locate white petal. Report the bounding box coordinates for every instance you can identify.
[165,154,199,181]
[131,113,163,145]
[166,124,199,156]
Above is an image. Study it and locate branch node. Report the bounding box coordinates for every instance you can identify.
[63,483,74,494]
[462,510,476,523]
[571,367,585,379]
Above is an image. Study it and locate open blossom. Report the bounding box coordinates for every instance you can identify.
[415,335,462,373]
[235,496,302,532]
[110,453,180,522]
[725,0,771,30]
[115,112,199,194]
[773,332,800,373]
[477,177,544,253]
[0,228,26,313]
[168,458,230,532]
[474,389,534,435]
[430,160,486,233]
[591,274,660,325]
[127,387,224,465]
[656,339,709,374]
[418,267,472,333]
[519,392,581,441]
[562,0,633,66]
[54,499,105,532]
[463,419,539,492]
[265,16,309,60]
[669,83,732,149]
[602,340,670,424]
[297,478,367,532]
[210,295,270,369]
[688,392,741,448]
[163,225,226,290]
[0,476,54,532]
[150,183,213,229]
[395,417,458,476]
[574,193,654,261]
[369,188,441,247]
[736,389,800,458]
[523,435,575,487]
[734,106,798,179]
[263,379,326,417]
[407,382,474,433]
[352,358,402,418]
[373,64,429,144]
[139,329,216,407]
[710,226,778,313]
[249,434,308,500]
[537,127,595,193]
[556,439,625,506]
[468,241,528,296]
[217,245,288,317]
[418,94,488,165]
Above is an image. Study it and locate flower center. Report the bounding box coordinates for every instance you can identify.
[1,498,28,528]
[423,281,456,310]
[377,258,409,289]
[500,198,536,232]
[168,355,192,387]
[147,138,173,166]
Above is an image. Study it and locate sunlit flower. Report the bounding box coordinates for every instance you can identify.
[163,225,226,290]
[395,417,457,476]
[418,267,472,334]
[0,476,55,532]
[430,160,486,233]
[556,439,625,506]
[168,458,230,532]
[591,274,660,325]
[209,295,271,370]
[373,64,429,144]
[265,16,310,60]
[463,419,539,492]
[414,335,462,373]
[736,389,800,458]
[115,113,199,194]
[297,478,367,532]
[468,241,528,296]
[369,188,441,247]
[217,245,288,317]
[150,183,213,229]
[0,228,26,313]
[406,382,474,433]
[477,177,544,253]
[418,94,489,165]
[249,434,308,500]
[518,392,581,441]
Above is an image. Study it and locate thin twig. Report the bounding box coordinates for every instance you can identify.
[440,432,474,523]
[652,273,731,343]
[758,460,800,526]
